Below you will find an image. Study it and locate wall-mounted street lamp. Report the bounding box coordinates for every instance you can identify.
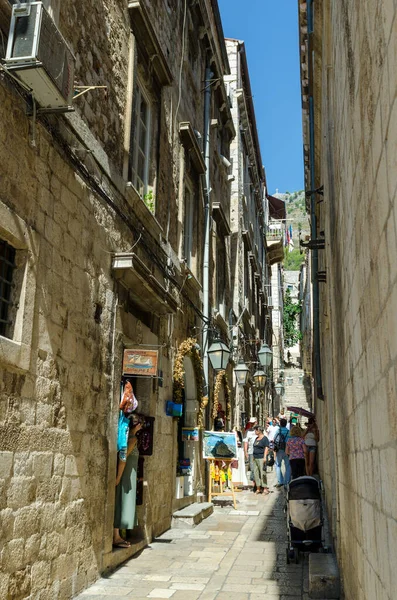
[253,368,267,389]
[208,338,230,371]
[258,342,273,369]
[234,359,250,386]
[274,382,285,396]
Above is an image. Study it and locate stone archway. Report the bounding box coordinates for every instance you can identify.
[182,356,200,496]
[172,338,205,499]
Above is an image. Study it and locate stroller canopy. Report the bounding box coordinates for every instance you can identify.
[288,476,321,500]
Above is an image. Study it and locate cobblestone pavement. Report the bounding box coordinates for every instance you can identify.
[76,471,310,600]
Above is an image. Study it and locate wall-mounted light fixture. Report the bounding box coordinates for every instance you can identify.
[258,342,273,368]
[208,338,230,371]
[234,359,250,386]
[253,368,266,389]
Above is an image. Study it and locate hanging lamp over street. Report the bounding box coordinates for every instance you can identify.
[253,368,266,389]
[258,342,273,368]
[208,338,230,371]
[274,382,284,396]
[234,359,250,386]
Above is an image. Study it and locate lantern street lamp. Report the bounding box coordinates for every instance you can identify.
[258,342,273,369]
[253,368,267,389]
[274,382,284,396]
[207,338,230,371]
[234,359,250,386]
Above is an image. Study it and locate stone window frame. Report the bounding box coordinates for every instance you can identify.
[0,199,38,372]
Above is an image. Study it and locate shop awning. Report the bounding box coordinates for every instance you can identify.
[267,194,286,220]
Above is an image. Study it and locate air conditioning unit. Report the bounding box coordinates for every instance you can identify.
[5,2,75,109]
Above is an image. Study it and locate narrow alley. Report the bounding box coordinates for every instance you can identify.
[76,473,312,600]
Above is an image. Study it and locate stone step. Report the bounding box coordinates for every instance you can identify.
[172,502,214,529]
[309,553,341,598]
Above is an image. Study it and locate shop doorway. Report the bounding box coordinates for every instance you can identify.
[177,356,200,497]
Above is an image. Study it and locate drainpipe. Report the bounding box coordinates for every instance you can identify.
[309,96,323,399]
[202,64,213,409]
[307,0,314,34]
[307,0,323,399]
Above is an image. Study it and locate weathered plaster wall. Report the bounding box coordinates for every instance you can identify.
[314,2,397,599]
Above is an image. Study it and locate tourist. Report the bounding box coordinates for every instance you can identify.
[252,426,269,495]
[267,418,278,448]
[114,417,142,548]
[273,418,291,487]
[244,417,258,491]
[285,425,306,479]
[304,417,320,475]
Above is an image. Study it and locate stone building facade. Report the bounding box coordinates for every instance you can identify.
[0,0,269,598]
[299,1,397,599]
[224,39,270,425]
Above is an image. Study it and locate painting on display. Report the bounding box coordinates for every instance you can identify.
[202,431,238,460]
[181,427,199,442]
[122,349,158,377]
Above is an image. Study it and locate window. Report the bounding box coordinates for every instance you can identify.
[0,200,38,372]
[128,81,151,198]
[216,236,226,315]
[244,251,249,302]
[183,185,194,270]
[0,239,16,338]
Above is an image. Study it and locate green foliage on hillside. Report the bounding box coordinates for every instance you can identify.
[275,190,310,240]
[283,248,305,271]
[283,288,302,348]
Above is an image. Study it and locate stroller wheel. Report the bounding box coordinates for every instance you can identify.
[287,548,295,564]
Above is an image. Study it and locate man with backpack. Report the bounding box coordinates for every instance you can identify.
[273,418,291,488]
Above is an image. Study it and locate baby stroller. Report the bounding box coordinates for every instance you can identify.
[286,476,327,563]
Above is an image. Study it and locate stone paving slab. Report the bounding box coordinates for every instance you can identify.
[75,471,314,600]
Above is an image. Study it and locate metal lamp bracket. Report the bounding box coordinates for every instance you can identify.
[73,85,108,100]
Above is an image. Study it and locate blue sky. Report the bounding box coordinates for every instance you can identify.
[218,0,304,194]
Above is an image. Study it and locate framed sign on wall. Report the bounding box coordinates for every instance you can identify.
[123,349,159,377]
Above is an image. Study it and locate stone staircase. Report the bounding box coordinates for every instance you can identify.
[281,366,312,421]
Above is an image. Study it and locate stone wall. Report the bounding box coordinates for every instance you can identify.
[0,1,235,598]
[301,1,397,599]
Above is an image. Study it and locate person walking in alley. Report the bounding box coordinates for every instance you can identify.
[273,418,291,488]
[285,425,307,479]
[244,417,258,491]
[304,417,320,475]
[252,426,270,494]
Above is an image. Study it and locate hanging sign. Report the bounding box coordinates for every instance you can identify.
[123,349,159,377]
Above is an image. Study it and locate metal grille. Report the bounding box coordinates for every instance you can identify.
[0,239,16,337]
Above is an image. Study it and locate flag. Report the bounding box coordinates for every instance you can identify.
[289,224,293,239]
